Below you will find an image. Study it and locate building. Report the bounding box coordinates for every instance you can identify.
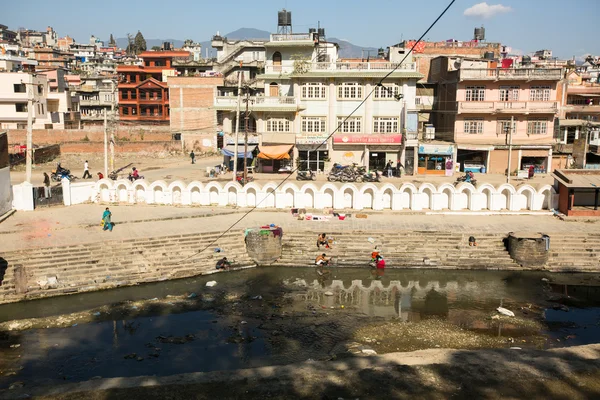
[430,56,563,175]
[75,75,117,125]
[0,54,37,72]
[117,50,189,124]
[0,24,17,43]
[167,76,223,150]
[31,47,73,70]
[214,11,421,174]
[552,169,600,217]
[37,69,80,129]
[0,131,10,216]
[0,72,48,129]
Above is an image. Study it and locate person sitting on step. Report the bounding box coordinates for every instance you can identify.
[216,257,231,270]
[317,233,329,249]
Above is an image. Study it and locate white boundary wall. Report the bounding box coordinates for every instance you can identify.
[62,179,560,212]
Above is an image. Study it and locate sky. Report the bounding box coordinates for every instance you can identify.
[3,0,598,60]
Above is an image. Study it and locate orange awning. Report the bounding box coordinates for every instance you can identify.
[257,145,293,160]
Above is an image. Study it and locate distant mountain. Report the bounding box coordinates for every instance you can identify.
[115,28,378,59]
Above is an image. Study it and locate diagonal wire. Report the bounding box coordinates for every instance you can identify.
[172,0,456,266]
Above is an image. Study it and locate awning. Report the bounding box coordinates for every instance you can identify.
[222,145,256,158]
[258,145,293,160]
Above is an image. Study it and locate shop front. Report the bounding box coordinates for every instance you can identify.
[418,144,455,176]
[257,144,294,173]
[332,134,403,172]
[221,144,257,171]
[456,145,492,174]
[296,137,329,172]
[520,149,550,174]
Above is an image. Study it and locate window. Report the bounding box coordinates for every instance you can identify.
[122,107,129,115]
[266,118,291,132]
[464,118,483,134]
[373,117,399,133]
[338,82,363,99]
[497,119,517,135]
[465,86,485,101]
[38,104,44,114]
[374,84,400,99]
[301,117,327,133]
[301,83,327,99]
[499,86,519,101]
[15,103,27,112]
[530,86,551,101]
[13,83,26,93]
[527,119,547,135]
[337,117,362,133]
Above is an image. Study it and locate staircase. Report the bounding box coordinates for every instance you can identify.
[275,231,520,270]
[0,231,254,304]
[546,233,600,272]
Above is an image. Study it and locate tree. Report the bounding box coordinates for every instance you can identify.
[109,33,116,47]
[151,46,161,51]
[134,31,147,54]
[126,33,134,55]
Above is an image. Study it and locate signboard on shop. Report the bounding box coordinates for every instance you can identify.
[333,134,402,144]
[296,136,329,145]
[419,144,454,155]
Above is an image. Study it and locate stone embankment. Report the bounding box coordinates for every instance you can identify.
[1,230,599,304]
[0,231,253,304]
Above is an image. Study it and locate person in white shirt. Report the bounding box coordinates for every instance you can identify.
[83,160,92,179]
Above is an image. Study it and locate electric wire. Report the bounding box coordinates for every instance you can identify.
[172,0,457,266]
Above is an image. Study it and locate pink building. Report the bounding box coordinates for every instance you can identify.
[431,56,563,175]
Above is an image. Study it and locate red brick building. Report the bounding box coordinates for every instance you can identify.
[117,51,189,124]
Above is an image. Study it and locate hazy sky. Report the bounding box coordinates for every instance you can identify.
[3,0,598,59]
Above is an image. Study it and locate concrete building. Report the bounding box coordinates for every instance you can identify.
[0,72,48,129]
[215,17,421,174]
[0,24,17,43]
[0,54,37,73]
[431,56,562,175]
[37,69,80,129]
[117,51,189,124]
[31,47,73,70]
[72,75,115,125]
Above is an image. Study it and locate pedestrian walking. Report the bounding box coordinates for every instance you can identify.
[190,151,196,164]
[102,207,113,232]
[43,172,51,199]
[386,160,394,177]
[83,160,92,179]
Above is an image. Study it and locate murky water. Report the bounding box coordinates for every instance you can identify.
[1,268,600,390]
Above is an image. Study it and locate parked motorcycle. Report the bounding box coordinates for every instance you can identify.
[51,167,75,182]
[327,163,366,182]
[236,172,254,186]
[296,170,316,181]
[454,172,477,186]
[362,172,381,183]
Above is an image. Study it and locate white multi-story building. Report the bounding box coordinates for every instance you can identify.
[0,72,48,129]
[214,30,422,173]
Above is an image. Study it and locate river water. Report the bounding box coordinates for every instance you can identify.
[1,268,600,391]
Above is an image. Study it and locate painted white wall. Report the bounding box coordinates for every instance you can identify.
[77,179,555,212]
[11,182,34,211]
[0,167,12,215]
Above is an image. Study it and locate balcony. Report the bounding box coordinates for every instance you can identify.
[458,68,562,81]
[458,101,558,114]
[265,61,418,75]
[563,104,600,113]
[63,111,81,122]
[214,96,302,112]
[79,98,113,107]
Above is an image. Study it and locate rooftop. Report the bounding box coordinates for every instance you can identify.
[552,169,600,189]
[138,51,190,59]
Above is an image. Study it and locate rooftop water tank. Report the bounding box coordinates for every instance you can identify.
[278,10,292,27]
[474,26,485,41]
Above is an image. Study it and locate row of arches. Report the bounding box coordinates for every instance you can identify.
[90,179,555,212]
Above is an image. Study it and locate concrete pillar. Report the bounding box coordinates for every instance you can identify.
[575,127,580,140]
[12,182,34,211]
[61,178,71,206]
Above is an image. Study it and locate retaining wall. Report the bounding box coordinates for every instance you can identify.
[70,179,558,212]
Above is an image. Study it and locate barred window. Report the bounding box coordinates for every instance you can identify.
[527,119,547,135]
[301,83,327,99]
[266,118,291,132]
[465,86,485,101]
[497,119,517,135]
[499,86,519,101]
[530,86,551,101]
[464,118,483,134]
[337,117,362,133]
[301,117,327,133]
[374,84,400,99]
[373,117,399,133]
[337,82,363,99]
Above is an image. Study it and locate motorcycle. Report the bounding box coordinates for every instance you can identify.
[127,173,145,182]
[362,172,381,183]
[296,170,316,181]
[236,173,254,186]
[51,168,75,182]
[454,173,477,186]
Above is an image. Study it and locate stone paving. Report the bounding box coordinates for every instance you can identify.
[1,203,599,253]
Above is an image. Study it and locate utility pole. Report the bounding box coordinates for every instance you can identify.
[233,69,242,181]
[110,80,116,173]
[25,78,34,183]
[243,90,250,185]
[506,115,514,184]
[103,109,108,177]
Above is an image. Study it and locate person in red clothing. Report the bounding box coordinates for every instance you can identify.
[97,172,104,180]
[371,254,385,279]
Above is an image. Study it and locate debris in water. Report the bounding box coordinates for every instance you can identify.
[149,298,158,301]
[206,281,217,287]
[10,344,21,348]
[541,278,549,282]
[497,307,515,317]
[510,347,522,350]
[92,312,101,316]
[124,353,137,359]
[72,324,78,327]
[251,295,263,300]
[324,291,334,296]
[241,321,248,324]
[361,349,377,355]
[187,293,198,299]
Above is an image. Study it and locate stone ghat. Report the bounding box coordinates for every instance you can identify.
[75,179,554,212]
